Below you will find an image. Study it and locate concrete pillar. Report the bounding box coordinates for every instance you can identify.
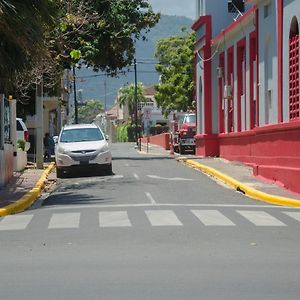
[10,99,18,171]
[35,82,44,169]
[0,94,4,187]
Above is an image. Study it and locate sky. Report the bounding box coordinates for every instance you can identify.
[148,0,195,20]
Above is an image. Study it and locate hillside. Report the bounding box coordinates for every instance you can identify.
[76,15,193,109]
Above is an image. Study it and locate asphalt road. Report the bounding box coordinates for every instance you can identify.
[1,143,300,300]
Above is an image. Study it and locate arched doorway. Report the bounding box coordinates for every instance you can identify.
[289,16,299,120]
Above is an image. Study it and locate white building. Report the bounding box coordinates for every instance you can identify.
[193,0,300,194]
[0,96,16,187]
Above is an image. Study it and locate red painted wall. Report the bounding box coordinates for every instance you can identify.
[140,133,170,150]
[219,121,300,193]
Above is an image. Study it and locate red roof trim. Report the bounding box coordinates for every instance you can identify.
[192,16,210,31]
[212,7,256,45]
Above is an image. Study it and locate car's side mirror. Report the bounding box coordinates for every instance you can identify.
[53,136,58,144]
[105,135,109,141]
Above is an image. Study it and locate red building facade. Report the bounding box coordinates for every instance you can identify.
[193,0,300,194]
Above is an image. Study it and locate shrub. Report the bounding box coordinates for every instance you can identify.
[17,139,26,151]
[149,125,169,136]
[116,124,142,142]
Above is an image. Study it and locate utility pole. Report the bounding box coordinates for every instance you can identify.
[73,65,78,124]
[104,76,107,112]
[134,58,138,146]
[35,79,44,169]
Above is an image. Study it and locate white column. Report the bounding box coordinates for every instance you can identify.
[10,99,17,171]
[35,82,44,169]
[0,94,4,187]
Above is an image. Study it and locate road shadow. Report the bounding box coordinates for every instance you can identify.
[58,168,114,179]
[42,192,114,207]
[112,156,174,161]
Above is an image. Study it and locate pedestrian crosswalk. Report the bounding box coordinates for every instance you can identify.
[0,209,300,231]
[99,211,132,227]
[48,213,81,229]
[145,210,183,226]
[191,210,236,226]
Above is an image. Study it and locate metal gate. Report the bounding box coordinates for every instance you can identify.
[289,34,300,120]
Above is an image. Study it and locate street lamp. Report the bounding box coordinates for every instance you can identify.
[72,65,78,124]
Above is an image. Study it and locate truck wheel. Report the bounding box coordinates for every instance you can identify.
[179,144,185,155]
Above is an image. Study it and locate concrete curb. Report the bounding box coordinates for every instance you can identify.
[177,157,300,207]
[0,162,55,217]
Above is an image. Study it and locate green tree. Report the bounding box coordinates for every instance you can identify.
[118,82,147,120]
[0,0,58,92]
[78,99,104,124]
[1,0,160,101]
[52,0,160,74]
[154,30,195,113]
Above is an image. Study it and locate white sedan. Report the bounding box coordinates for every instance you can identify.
[55,123,112,178]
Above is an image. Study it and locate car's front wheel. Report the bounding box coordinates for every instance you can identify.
[56,168,64,178]
[105,163,113,175]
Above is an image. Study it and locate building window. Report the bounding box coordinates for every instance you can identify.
[289,17,299,121]
[138,100,154,111]
[264,2,271,18]
[3,98,11,143]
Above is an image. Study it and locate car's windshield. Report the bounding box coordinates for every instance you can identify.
[60,128,104,143]
[184,114,196,123]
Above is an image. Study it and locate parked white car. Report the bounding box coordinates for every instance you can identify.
[16,118,30,151]
[55,123,112,178]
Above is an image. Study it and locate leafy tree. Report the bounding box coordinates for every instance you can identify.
[1,0,160,104]
[154,30,195,113]
[78,99,104,124]
[52,0,160,74]
[118,83,147,120]
[0,0,58,92]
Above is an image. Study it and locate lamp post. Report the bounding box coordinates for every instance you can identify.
[73,65,78,124]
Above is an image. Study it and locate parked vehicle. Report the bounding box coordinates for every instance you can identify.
[16,118,30,151]
[16,118,29,141]
[55,123,112,178]
[170,113,196,154]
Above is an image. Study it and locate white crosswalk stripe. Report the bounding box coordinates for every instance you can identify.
[99,211,132,227]
[145,210,183,226]
[283,212,300,222]
[48,213,80,229]
[237,210,286,226]
[191,210,236,226]
[0,215,33,230]
[1,209,300,231]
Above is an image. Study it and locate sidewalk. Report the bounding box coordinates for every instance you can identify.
[139,142,300,207]
[0,162,55,216]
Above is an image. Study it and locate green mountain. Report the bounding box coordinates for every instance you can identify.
[76,15,194,109]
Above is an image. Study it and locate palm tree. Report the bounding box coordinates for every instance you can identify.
[118,83,147,121]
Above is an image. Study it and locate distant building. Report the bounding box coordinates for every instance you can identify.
[193,0,300,193]
[142,86,168,127]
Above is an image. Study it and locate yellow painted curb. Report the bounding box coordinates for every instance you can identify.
[0,162,55,217]
[178,158,300,207]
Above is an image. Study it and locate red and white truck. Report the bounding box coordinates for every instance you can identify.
[170,112,196,154]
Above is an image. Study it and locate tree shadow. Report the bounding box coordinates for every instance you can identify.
[42,191,114,207]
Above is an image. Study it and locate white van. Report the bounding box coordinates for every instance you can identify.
[16,118,30,151]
